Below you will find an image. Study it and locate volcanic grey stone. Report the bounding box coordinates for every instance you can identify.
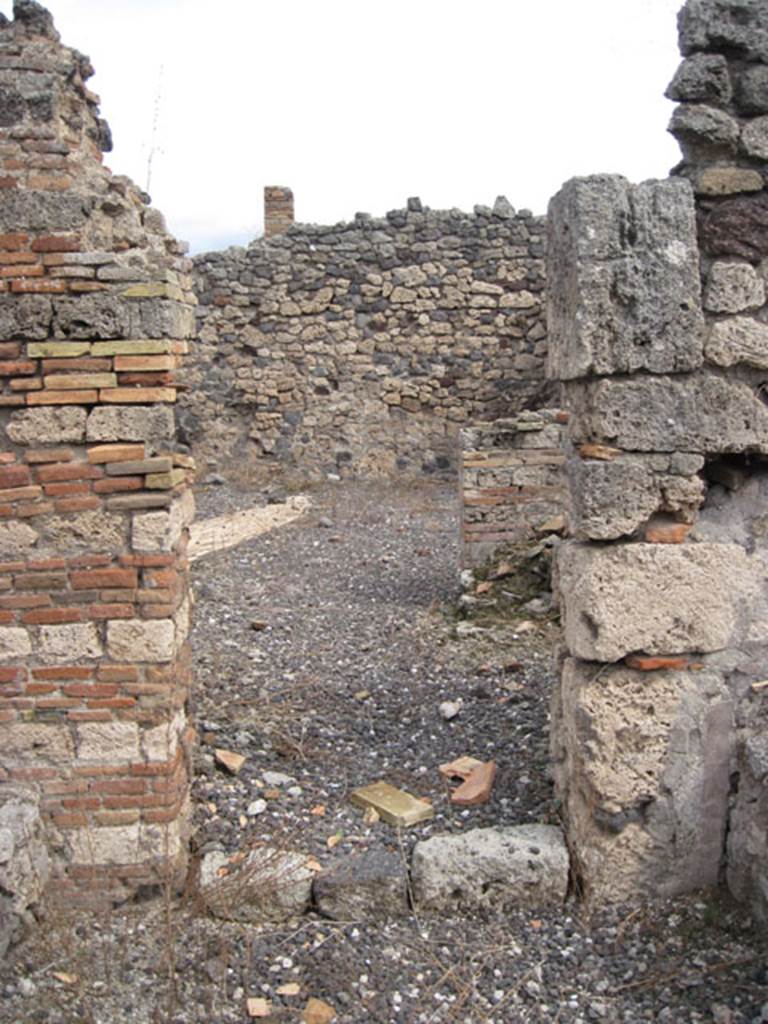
[0,294,52,340]
[6,406,86,445]
[565,372,768,454]
[706,317,768,369]
[666,53,732,104]
[556,541,758,662]
[411,825,568,911]
[86,404,175,443]
[546,176,704,381]
[313,849,409,920]
[678,0,768,61]
[669,103,740,157]
[741,115,768,160]
[736,63,768,114]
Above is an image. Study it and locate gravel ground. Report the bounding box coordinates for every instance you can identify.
[1,478,766,1024]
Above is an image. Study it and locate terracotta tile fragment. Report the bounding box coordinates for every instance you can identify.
[625,654,690,671]
[450,761,497,806]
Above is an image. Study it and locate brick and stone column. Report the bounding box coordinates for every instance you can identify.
[548,0,768,920]
[263,186,294,237]
[0,1,196,909]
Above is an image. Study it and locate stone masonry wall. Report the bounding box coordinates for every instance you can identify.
[188,199,549,478]
[459,410,567,568]
[0,2,196,912]
[549,0,768,919]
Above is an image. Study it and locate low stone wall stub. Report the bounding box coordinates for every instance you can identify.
[459,410,567,568]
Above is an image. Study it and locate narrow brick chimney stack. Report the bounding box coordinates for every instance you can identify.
[264,186,294,237]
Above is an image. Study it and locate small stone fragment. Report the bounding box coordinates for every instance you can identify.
[302,998,337,1024]
[215,749,246,775]
[276,982,300,996]
[439,699,462,721]
[246,997,271,1018]
[350,781,435,826]
[450,762,497,806]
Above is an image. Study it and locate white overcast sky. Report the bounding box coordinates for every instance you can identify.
[1,1,685,253]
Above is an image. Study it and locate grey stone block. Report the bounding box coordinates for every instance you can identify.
[705,316,768,369]
[546,176,704,381]
[86,404,175,443]
[565,372,768,454]
[704,261,765,313]
[6,406,86,445]
[411,825,568,911]
[201,847,314,924]
[313,849,409,920]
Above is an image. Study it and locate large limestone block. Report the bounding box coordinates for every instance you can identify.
[87,404,175,443]
[39,508,126,554]
[68,817,184,865]
[5,723,74,766]
[546,176,704,381]
[565,372,768,454]
[552,658,733,902]
[107,618,174,662]
[0,522,38,558]
[556,541,757,661]
[567,452,705,540]
[411,825,568,911]
[679,0,768,62]
[39,623,102,663]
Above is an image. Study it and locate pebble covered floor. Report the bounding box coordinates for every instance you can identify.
[0,479,765,1024]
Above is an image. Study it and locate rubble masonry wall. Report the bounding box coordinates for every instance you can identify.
[189,200,548,477]
[549,0,768,919]
[0,1,196,912]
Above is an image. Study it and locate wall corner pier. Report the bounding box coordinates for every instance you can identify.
[0,1,196,914]
[548,0,768,921]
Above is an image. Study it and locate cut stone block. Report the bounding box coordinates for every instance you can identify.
[6,406,86,445]
[0,786,49,960]
[350,781,434,826]
[556,541,759,662]
[77,722,139,764]
[566,452,705,541]
[312,849,409,920]
[0,627,31,660]
[86,404,175,443]
[39,623,102,663]
[107,618,175,662]
[551,658,733,902]
[565,372,768,454]
[546,175,704,381]
[411,825,568,911]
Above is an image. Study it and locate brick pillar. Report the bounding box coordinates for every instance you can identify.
[264,186,294,237]
[0,2,195,909]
